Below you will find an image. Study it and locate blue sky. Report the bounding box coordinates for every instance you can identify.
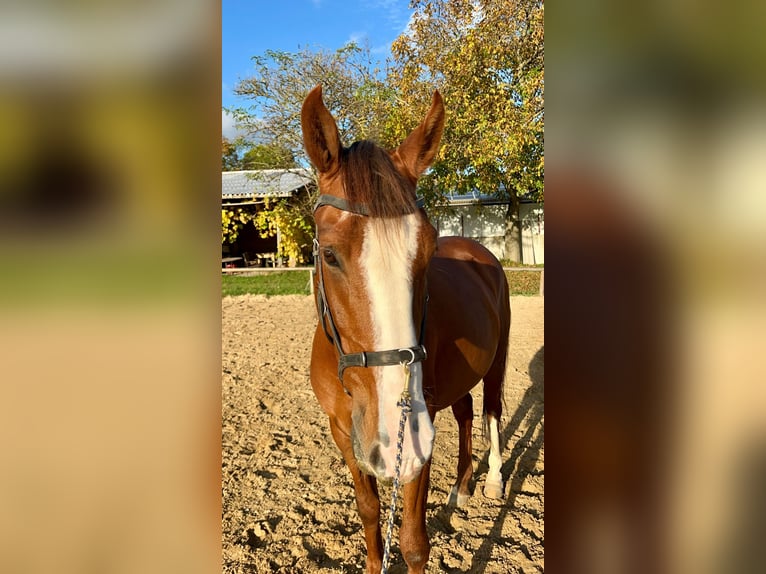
[222,0,415,138]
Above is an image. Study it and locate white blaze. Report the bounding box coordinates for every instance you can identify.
[360,214,435,482]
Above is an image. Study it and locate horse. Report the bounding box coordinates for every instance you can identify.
[302,85,511,574]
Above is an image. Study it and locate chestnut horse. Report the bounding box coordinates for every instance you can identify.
[302,85,510,574]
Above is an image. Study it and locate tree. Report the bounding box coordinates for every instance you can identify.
[231,43,392,168]
[240,144,297,170]
[230,43,393,264]
[222,136,240,171]
[223,137,298,171]
[388,0,544,262]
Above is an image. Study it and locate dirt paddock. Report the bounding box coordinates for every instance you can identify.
[222,295,544,573]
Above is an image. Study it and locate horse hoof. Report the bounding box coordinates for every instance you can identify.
[483,479,504,499]
[446,487,470,507]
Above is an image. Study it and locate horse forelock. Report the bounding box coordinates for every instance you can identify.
[341,141,417,219]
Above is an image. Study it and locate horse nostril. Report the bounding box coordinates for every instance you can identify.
[368,443,384,472]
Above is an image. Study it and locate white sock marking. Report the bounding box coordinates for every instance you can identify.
[487,415,503,484]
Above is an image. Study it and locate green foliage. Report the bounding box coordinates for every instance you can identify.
[222,137,297,171]
[229,6,544,261]
[241,144,297,170]
[252,198,314,264]
[222,272,311,297]
[222,137,240,171]
[222,208,254,244]
[230,44,394,249]
[388,0,544,205]
[232,43,391,167]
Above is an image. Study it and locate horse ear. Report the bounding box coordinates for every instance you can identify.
[301,85,342,174]
[396,90,445,180]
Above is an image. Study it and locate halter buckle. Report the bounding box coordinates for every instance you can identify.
[398,347,417,366]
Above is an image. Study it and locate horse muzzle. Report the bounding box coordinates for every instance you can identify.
[351,410,435,483]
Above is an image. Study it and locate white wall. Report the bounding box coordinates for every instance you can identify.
[431,202,544,264]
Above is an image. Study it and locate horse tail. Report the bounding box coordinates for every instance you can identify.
[482,269,511,438]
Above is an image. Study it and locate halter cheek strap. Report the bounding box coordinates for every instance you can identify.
[313,195,429,390]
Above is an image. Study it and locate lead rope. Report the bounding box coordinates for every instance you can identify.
[381,363,413,574]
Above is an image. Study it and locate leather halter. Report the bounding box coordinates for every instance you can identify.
[313,194,428,389]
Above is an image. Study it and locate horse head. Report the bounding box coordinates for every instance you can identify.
[302,85,445,483]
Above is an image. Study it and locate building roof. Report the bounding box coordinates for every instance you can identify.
[445,191,507,206]
[444,188,540,206]
[222,169,314,200]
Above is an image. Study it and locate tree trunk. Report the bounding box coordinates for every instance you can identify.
[504,196,523,263]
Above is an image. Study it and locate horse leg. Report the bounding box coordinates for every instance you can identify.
[329,418,383,573]
[446,393,473,507]
[483,413,504,499]
[482,309,509,499]
[399,459,432,574]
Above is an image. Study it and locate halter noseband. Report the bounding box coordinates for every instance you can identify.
[313,194,428,390]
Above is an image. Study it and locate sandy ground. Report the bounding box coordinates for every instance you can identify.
[222,295,544,573]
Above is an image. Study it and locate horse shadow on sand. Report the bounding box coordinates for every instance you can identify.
[430,344,544,573]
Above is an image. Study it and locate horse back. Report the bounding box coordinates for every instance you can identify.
[432,236,506,293]
[423,236,510,409]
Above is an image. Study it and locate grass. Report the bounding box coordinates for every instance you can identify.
[500,261,543,295]
[222,271,312,297]
[505,270,543,295]
[499,259,544,269]
[222,268,541,297]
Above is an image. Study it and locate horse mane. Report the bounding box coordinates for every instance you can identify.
[341,140,417,218]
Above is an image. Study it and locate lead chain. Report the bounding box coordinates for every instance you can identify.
[381,363,413,574]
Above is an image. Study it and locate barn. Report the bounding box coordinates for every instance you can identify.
[430,192,545,264]
[221,169,314,266]
[222,170,544,267]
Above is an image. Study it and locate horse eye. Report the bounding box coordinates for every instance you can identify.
[323,248,339,267]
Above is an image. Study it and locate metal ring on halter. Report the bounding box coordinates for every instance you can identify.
[398,347,416,366]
